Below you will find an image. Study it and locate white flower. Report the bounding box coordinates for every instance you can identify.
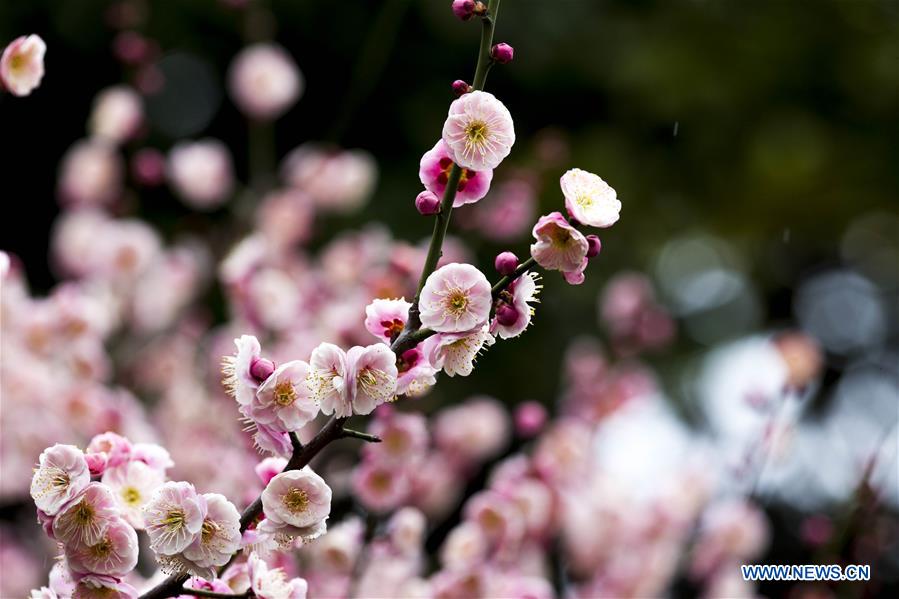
[1,35,46,96]
[424,325,495,377]
[308,342,349,417]
[30,444,90,516]
[88,86,143,144]
[144,481,207,557]
[228,43,303,120]
[560,168,621,228]
[419,263,493,333]
[52,482,119,547]
[248,553,308,599]
[442,90,515,171]
[251,360,319,431]
[259,468,331,546]
[346,344,399,415]
[182,493,242,577]
[167,139,234,209]
[102,460,165,529]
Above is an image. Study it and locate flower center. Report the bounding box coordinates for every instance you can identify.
[201,518,220,543]
[445,289,470,317]
[548,227,572,247]
[91,537,114,559]
[380,318,405,341]
[274,381,297,406]
[575,193,593,208]
[370,471,392,493]
[122,487,141,506]
[51,471,70,489]
[163,508,186,531]
[74,500,95,526]
[284,488,309,513]
[10,54,24,72]
[465,121,489,147]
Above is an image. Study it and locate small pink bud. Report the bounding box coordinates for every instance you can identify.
[249,357,275,382]
[452,79,472,97]
[415,190,441,216]
[491,42,514,64]
[586,234,602,258]
[495,303,519,327]
[515,401,548,437]
[494,251,519,276]
[131,149,166,187]
[451,0,476,21]
[85,452,109,477]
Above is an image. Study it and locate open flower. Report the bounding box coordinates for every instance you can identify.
[490,271,541,339]
[72,575,138,599]
[251,361,318,432]
[442,91,515,171]
[52,482,119,547]
[30,444,90,516]
[228,43,303,121]
[1,35,46,96]
[395,347,438,397]
[222,335,265,407]
[346,344,399,415]
[419,140,493,207]
[144,482,207,557]
[102,460,165,529]
[424,325,495,377]
[65,517,139,577]
[167,139,234,210]
[364,298,411,343]
[419,263,492,333]
[248,553,308,599]
[259,468,331,545]
[530,212,589,284]
[308,342,349,417]
[182,493,242,577]
[352,462,410,513]
[560,168,621,228]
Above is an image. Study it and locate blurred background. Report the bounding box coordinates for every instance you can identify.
[1,0,897,597]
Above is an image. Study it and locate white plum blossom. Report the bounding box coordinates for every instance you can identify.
[442,90,515,171]
[308,342,349,416]
[1,34,46,96]
[419,263,493,333]
[346,344,399,415]
[167,139,234,210]
[560,168,621,228]
[144,481,207,559]
[88,86,143,144]
[181,493,242,577]
[222,335,264,407]
[251,360,319,432]
[228,43,303,120]
[52,482,119,547]
[248,553,309,599]
[30,444,90,516]
[65,517,139,577]
[102,460,165,529]
[259,468,331,546]
[424,325,495,377]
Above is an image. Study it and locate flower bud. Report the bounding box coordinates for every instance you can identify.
[491,42,514,64]
[131,148,166,187]
[586,234,602,258]
[494,251,519,276]
[415,190,441,216]
[515,401,548,438]
[249,357,275,382]
[451,0,476,21]
[452,79,472,97]
[495,303,519,327]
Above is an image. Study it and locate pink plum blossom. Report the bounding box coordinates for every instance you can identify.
[72,576,138,599]
[260,468,331,544]
[1,35,46,96]
[364,297,411,343]
[255,457,288,486]
[346,344,399,415]
[144,481,207,557]
[433,396,510,465]
[52,482,119,546]
[419,140,493,207]
[228,43,303,120]
[442,90,515,171]
[308,342,349,417]
[423,326,495,377]
[248,553,308,599]
[87,433,132,469]
[167,139,234,209]
[102,460,165,529]
[419,263,492,333]
[251,360,318,431]
[65,517,139,577]
[182,493,242,576]
[222,335,265,407]
[30,444,90,515]
[388,507,427,556]
[88,86,143,144]
[130,443,175,475]
[440,521,488,570]
[490,271,541,339]
[57,140,123,208]
[560,168,621,228]
[352,461,410,513]
[395,347,438,397]
[281,143,377,214]
[363,411,429,465]
[530,212,590,284]
[307,516,364,573]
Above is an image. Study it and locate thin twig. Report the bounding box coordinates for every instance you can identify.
[341,428,382,443]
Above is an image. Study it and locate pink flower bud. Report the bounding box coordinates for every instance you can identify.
[495,303,519,327]
[451,79,472,97]
[415,190,441,216]
[451,0,476,21]
[131,148,166,187]
[249,357,275,382]
[491,42,514,64]
[85,452,109,477]
[514,401,547,437]
[586,234,602,258]
[494,251,519,276]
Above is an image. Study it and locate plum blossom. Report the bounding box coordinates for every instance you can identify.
[530,212,589,284]
[1,34,46,96]
[255,457,288,486]
[65,517,139,577]
[181,493,242,576]
[364,297,411,343]
[352,461,410,513]
[57,140,123,208]
[364,412,429,465]
[491,271,541,339]
[419,140,493,207]
[259,468,331,545]
[102,460,165,529]
[52,482,119,546]
[395,348,438,397]
[248,553,308,599]
[560,168,621,228]
[72,576,138,599]
[167,139,234,209]
[310,343,398,417]
[87,433,132,469]
[251,361,318,432]
[419,263,492,333]
[30,444,90,515]
[222,335,267,407]
[424,325,495,377]
[144,482,207,558]
[442,90,515,171]
[88,86,143,144]
[281,143,377,213]
[228,43,303,120]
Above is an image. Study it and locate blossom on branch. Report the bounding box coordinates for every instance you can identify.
[442,91,515,171]
[420,263,492,333]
